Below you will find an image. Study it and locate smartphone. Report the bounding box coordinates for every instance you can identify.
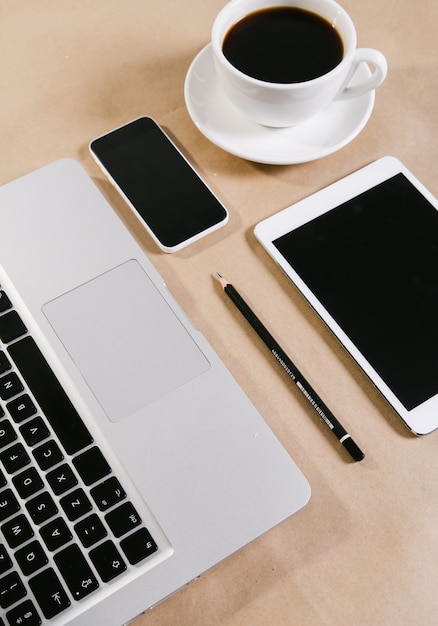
[89,117,228,252]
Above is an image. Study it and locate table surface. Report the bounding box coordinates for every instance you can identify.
[1,1,437,624]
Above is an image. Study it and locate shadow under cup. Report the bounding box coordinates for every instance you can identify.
[211,0,387,128]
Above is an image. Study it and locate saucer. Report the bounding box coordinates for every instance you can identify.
[184,44,376,165]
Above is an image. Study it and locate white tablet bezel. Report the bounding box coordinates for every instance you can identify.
[254,156,438,435]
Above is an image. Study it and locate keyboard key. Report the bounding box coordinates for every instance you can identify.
[105,502,142,538]
[0,351,11,375]
[29,568,70,619]
[0,420,17,449]
[74,513,107,548]
[7,394,37,423]
[32,440,63,471]
[0,489,20,522]
[0,291,12,314]
[54,544,99,600]
[90,476,126,511]
[26,492,58,526]
[0,442,30,474]
[120,527,158,565]
[0,571,27,609]
[60,488,92,522]
[46,463,78,496]
[6,600,42,626]
[19,417,50,447]
[12,467,44,499]
[0,468,6,487]
[0,544,13,575]
[15,540,48,577]
[0,373,24,402]
[0,311,27,344]
[2,514,34,549]
[8,337,93,455]
[40,517,72,552]
[90,540,127,582]
[73,447,111,486]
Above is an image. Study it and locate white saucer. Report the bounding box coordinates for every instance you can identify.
[184,44,376,165]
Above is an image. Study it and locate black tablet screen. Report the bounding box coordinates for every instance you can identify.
[274,174,438,410]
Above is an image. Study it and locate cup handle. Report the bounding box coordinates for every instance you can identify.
[335,48,388,100]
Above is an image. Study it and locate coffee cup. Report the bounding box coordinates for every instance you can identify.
[211,0,387,127]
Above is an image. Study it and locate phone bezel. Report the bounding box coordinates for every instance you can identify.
[89,117,228,252]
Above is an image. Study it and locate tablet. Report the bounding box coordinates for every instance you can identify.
[255,156,438,435]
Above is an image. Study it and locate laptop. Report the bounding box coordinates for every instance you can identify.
[0,158,310,625]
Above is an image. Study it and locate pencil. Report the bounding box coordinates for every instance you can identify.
[215,273,364,462]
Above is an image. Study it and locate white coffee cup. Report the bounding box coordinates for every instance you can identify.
[211,0,387,127]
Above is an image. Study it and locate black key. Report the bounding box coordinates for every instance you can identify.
[40,517,72,552]
[0,405,3,419]
[2,514,34,549]
[54,544,99,600]
[0,571,27,609]
[60,488,92,522]
[7,394,37,423]
[19,417,50,447]
[73,447,111,486]
[0,291,12,314]
[32,440,63,471]
[120,527,158,565]
[0,468,6,487]
[89,540,127,582]
[15,540,48,577]
[74,513,107,548]
[29,568,70,619]
[90,476,126,511]
[0,311,27,344]
[0,373,24,402]
[0,420,17,449]
[46,463,78,496]
[26,492,58,526]
[8,337,93,455]
[0,442,30,474]
[12,467,44,499]
[6,600,42,626]
[0,489,20,522]
[0,351,11,375]
[105,502,142,538]
[0,544,13,575]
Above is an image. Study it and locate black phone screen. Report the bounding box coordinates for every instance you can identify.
[273,173,438,411]
[90,117,227,249]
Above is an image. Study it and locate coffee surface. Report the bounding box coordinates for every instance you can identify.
[222,7,344,84]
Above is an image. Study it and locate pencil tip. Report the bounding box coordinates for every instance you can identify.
[214,272,228,289]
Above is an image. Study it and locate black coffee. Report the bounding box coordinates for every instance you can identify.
[222,6,344,84]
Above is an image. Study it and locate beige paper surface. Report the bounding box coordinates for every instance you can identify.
[1,1,437,624]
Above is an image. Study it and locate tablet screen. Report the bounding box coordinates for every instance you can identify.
[273,173,438,411]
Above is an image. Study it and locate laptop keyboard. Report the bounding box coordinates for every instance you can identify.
[0,288,158,624]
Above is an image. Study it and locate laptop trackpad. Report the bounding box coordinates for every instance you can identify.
[43,260,210,422]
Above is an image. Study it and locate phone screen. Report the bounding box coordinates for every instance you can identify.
[273,173,438,412]
[90,117,228,251]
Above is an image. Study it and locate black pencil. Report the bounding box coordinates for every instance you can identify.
[215,273,364,462]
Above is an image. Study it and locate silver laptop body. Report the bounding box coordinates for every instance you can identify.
[0,159,310,625]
